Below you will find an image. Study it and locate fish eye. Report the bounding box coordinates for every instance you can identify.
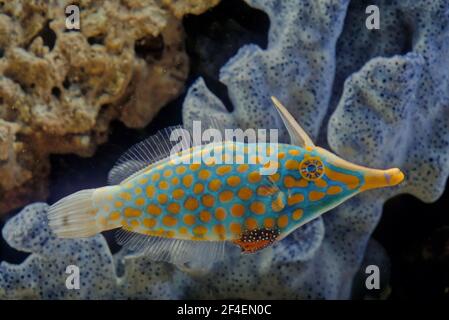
[299,157,324,181]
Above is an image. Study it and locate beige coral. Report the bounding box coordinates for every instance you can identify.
[0,0,220,214]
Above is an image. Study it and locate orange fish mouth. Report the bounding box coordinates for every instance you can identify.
[360,167,405,191]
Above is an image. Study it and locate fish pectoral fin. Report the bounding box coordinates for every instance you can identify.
[270,96,315,148]
[257,176,286,212]
[233,228,280,254]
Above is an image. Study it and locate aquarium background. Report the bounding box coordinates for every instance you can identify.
[0,0,448,299]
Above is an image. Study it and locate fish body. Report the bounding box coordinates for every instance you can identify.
[48,97,404,263]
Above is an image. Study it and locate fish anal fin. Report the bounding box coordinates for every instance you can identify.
[115,228,227,267]
[233,228,280,254]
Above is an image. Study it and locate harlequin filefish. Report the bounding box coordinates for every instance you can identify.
[48,97,404,265]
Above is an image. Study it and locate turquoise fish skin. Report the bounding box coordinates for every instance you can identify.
[91,141,370,242]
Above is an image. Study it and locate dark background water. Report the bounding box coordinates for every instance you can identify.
[1,0,448,300]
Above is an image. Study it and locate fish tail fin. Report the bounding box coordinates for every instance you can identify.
[48,188,103,238]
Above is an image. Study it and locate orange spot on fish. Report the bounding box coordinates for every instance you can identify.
[167,202,180,214]
[230,222,242,235]
[183,214,195,225]
[248,171,262,183]
[199,210,212,222]
[237,187,253,200]
[184,197,199,211]
[190,163,201,171]
[264,217,275,228]
[163,169,172,178]
[327,185,343,195]
[159,180,169,190]
[151,173,160,182]
[314,179,327,188]
[292,209,303,220]
[143,218,156,228]
[147,204,162,216]
[283,176,295,188]
[109,212,121,220]
[182,174,193,187]
[124,207,141,218]
[250,201,266,215]
[216,165,232,175]
[245,218,258,230]
[284,176,308,188]
[130,220,140,228]
[135,198,145,206]
[309,191,325,201]
[325,167,359,190]
[172,189,184,200]
[219,190,234,202]
[162,216,177,227]
[202,194,215,207]
[285,159,299,170]
[215,207,227,221]
[227,176,241,187]
[146,186,155,198]
[179,226,189,234]
[288,149,300,156]
[120,192,132,201]
[208,179,221,191]
[237,164,249,173]
[214,224,226,239]
[199,169,211,180]
[138,177,149,185]
[277,215,289,228]
[157,194,168,204]
[175,166,186,175]
[193,225,208,236]
[193,183,204,194]
[287,193,304,205]
[231,204,245,217]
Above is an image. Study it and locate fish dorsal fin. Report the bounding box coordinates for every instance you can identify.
[270,96,315,148]
[186,115,232,145]
[116,229,227,268]
[108,125,190,185]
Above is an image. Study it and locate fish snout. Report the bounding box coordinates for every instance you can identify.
[361,167,405,191]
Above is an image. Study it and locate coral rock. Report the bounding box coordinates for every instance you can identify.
[0,0,219,214]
